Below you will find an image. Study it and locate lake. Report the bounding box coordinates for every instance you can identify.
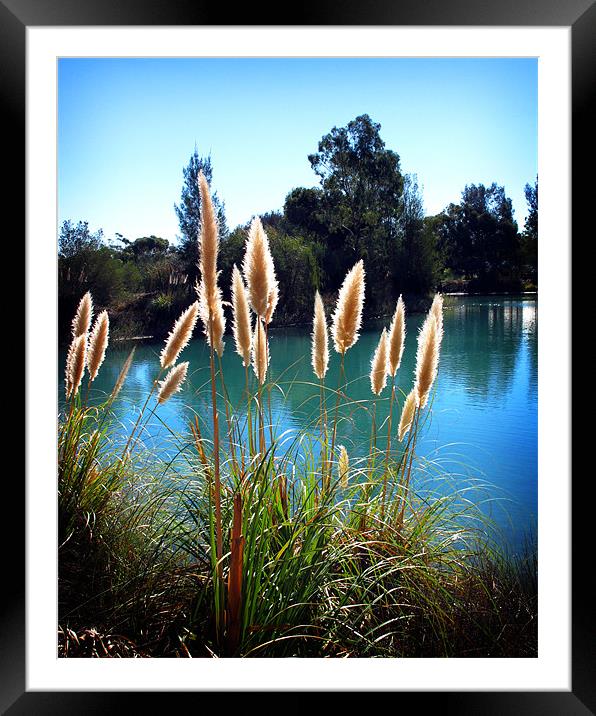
[60,295,537,554]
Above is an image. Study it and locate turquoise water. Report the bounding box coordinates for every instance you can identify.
[60,296,537,552]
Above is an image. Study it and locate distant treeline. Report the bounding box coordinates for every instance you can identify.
[59,114,537,343]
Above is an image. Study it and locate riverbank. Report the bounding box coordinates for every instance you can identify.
[62,288,537,347]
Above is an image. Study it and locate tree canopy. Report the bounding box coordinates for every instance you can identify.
[174,149,228,285]
[435,183,521,290]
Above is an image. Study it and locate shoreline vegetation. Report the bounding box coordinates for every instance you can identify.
[59,115,538,346]
[79,290,538,345]
[58,175,537,659]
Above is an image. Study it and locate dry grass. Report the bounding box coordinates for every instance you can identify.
[370,327,389,396]
[157,361,189,404]
[311,290,329,380]
[331,260,365,355]
[160,302,199,369]
[87,310,110,382]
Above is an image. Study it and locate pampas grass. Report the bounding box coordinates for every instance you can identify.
[71,292,93,338]
[431,292,444,347]
[243,217,278,321]
[160,302,199,369]
[197,172,226,357]
[398,387,418,442]
[65,334,87,399]
[311,291,329,380]
[157,362,189,404]
[231,265,252,367]
[265,284,279,326]
[370,328,389,396]
[252,317,269,386]
[110,347,135,402]
[388,295,406,377]
[331,260,365,355]
[87,310,110,383]
[415,308,440,409]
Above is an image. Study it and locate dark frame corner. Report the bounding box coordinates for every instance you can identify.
[8,0,591,711]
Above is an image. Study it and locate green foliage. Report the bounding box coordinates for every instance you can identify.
[434,183,522,291]
[174,149,228,286]
[59,224,143,341]
[520,177,538,285]
[306,115,405,304]
[58,124,537,346]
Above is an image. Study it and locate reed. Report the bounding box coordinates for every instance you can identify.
[331,259,365,356]
[311,291,329,381]
[71,291,93,338]
[65,334,87,399]
[312,291,329,485]
[370,328,388,396]
[231,265,252,367]
[157,362,189,404]
[87,310,110,383]
[197,172,226,357]
[431,292,444,347]
[243,217,278,321]
[196,172,227,638]
[382,296,406,518]
[329,260,365,480]
[398,387,418,442]
[160,302,199,369]
[251,317,269,454]
[415,307,440,409]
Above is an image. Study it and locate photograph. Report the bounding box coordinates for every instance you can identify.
[56,55,539,659]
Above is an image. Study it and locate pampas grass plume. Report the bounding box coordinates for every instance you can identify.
[251,317,269,385]
[231,265,252,367]
[415,310,440,409]
[65,333,87,398]
[160,302,199,369]
[311,291,329,380]
[197,172,226,356]
[398,387,418,441]
[71,292,93,338]
[110,347,135,401]
[157,362,189,404]
[431,293,444,346]
[388,295,406,377]
[243,217,278,321]
[87,310,110,382]
[370,328,389,395]
[331,260,365,355]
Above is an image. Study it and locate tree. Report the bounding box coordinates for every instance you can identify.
[59,220,103,258]
[174,149,228,286]
[58,219,142,340]
[304,114,405,308]
[521,177,538,285]
[284,187,326,235]
[436,183,521,290]
[396,175,439,293]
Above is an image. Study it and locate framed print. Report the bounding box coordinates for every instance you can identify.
[6,0,591,710]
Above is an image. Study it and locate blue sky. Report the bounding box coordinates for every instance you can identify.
[58,57,537,243]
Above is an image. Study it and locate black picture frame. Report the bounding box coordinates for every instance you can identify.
[7,0,589,710]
